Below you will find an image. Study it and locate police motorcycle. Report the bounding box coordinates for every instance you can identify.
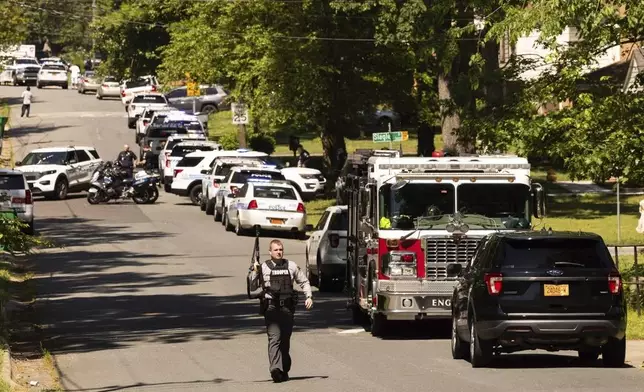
[87,161,158,204]
[133,169,161,203]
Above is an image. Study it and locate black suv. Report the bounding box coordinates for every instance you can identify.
[449,231,626,368]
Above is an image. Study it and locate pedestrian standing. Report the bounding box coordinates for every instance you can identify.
[248,239,313,383]
[116,144,138,179]
[20,86,32,117]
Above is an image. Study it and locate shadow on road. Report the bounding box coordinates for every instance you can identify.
[35,217,171,248]
[27,216,358,356]
[8,124,72,138]
[483,353,634,369]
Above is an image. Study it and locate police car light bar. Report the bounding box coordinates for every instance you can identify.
[378,162,530,171]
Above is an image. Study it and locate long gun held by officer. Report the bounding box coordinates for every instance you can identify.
[246,226,264,299]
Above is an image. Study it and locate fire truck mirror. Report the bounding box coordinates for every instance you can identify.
[531,182,546,218]
[391,179,409,191]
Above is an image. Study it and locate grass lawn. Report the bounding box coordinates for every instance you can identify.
[207,111,442,156]
[628,310,644,339]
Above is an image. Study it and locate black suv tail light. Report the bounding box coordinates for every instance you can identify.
[484,272,503,295]
[608,272,622,294]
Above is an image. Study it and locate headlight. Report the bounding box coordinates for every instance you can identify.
[41,170,57,176]
[383,251,417,278]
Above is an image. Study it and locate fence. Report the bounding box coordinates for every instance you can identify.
[608,244,644,316]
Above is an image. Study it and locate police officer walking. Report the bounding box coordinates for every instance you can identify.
[248,239,313,383]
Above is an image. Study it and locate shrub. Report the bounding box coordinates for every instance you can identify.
[248,132,276,155]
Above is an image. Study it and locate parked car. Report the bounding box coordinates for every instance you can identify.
[305,205,347,291]
[0,169,34,234]
[450,231,627,368]
[36,63,67,89]
[78,71,100,94]
[96,76,121,99]
[165,85,230,113]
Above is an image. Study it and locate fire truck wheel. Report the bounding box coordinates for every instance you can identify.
[370,314,387,337]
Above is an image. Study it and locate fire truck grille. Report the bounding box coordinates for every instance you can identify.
[425,237,481,279]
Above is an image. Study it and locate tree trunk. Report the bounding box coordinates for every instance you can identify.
[438,73,460,154]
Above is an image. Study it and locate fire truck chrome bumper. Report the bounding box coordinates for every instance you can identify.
[375,293,452,320]
[377,279,455,294]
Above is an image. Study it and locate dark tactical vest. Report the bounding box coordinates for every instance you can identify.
[267,260,293,298]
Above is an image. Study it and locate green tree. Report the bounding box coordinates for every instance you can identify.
[0,2,28,50]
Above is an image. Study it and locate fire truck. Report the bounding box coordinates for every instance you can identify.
[343,151,546,336]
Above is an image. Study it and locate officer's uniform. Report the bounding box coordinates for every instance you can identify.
[248,258,312,382]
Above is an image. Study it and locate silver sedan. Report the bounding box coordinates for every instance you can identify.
[96,76,121,99]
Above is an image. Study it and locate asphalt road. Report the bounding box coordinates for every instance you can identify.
[2,85,644,392]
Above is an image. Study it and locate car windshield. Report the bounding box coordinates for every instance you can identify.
[497,238,613,269]
[21,152,67,165]
[0,175,25,190]
[103,76,118,82]
[231,171,285,183]
[457,184,531,229]
[16,59,38,65]
[379,183,455,230]
[253,186,297,200]
[379,182,531,230]
[133,95,167,104]
[125,78,151,89]
[147,127,188,138]
[171,145,215,156]
[43,64,66,71]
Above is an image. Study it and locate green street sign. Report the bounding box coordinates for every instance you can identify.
[372,131,408,143]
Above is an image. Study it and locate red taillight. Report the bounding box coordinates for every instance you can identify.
[297,203,305,213]
[151,85,157,92]
[121,90,126,97]
[608,273,622,294]
[143,120,149,125]
[329,234,339,248]
[173,169,183,177]
[248,200,258,209]
[102,84,108,88]
[484,273,503,295]
[213,180,219,187]
[25,190,32,204]
[165,159,170,168]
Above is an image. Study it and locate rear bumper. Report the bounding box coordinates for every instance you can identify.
[239,210,306,232]
[476,318,627,343]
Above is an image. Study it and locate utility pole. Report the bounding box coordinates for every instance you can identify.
[91,0,97,59]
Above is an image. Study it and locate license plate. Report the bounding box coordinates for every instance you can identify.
[269,218,284,224]
[544,284,569,296]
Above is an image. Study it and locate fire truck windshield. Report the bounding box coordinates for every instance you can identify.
[378,182,531,230]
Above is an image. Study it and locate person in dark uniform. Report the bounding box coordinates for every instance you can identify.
[248,239,313,383]
[116,144,137,178]
[138,142,156,171]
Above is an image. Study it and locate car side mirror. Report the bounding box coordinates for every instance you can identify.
[200,169,209,174]
[14,161,21,166]
[305,224,314,232]
[446,263,463,276]
[226,193,235,198]
[531,182,546,218]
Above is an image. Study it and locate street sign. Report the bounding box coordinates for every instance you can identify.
[372,131,408,143]
[186,81,199,97]
[232,103,249,125]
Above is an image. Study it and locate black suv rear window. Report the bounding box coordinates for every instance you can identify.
[176,157,203,167]
[497,238,613,269]
[0,175,25,190]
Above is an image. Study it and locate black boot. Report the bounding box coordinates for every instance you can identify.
[283,372,289,381]
[271,369,284,383]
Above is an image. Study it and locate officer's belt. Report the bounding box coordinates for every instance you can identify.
[266,297,294,307]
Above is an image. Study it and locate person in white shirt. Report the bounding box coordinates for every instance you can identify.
[21,87,33,118]
[70,64,80,89]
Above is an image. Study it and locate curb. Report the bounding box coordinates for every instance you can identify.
[0,337,19,390]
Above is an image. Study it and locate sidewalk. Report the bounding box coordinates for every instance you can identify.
[627,340,644,368]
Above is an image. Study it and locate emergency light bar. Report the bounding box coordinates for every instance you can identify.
[378,162,530,171]
[395,172,518,181]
